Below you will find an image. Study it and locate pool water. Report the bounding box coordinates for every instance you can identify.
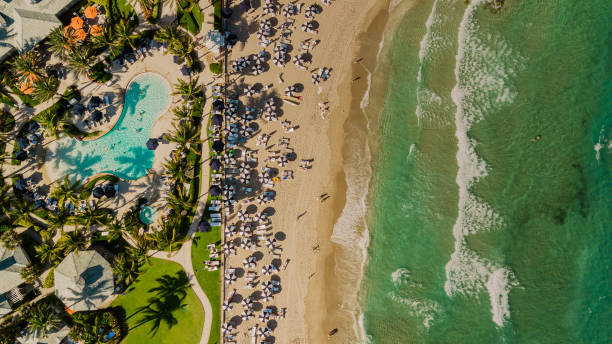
[139,206,158,224]
[45,73,171,181]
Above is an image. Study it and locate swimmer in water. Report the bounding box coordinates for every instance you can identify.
[532,135,541,142]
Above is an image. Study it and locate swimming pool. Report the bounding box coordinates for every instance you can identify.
[139,206,158,225]
[45,73,171,181]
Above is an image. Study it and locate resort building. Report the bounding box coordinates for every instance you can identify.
[54,250,114,312]
[0,242,31,316]
[17,324,70,344]
[0,0,82,62]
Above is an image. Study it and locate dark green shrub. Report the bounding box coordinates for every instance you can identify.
[43,267,55,288]
[209,62,222,75]
[89,62,112,83]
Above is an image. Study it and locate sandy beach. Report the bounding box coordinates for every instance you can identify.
[300,0,420,342]
[218,0,410,342]
[218,0,392,342]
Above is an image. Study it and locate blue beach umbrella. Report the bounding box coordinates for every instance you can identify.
[209,185,222,196]
[93,186,105,198]
[104,184,116,198]
[211,114,223,126]
[15,150,27,161]
[212,140,224,153]
[210,158,222,170]
[146,138,159,150]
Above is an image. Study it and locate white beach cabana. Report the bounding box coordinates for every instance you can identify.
[54,250,114,312]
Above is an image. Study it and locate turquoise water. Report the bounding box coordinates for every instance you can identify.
[359,0,612,342]
[139,206,158,224]
[46,72,171,181]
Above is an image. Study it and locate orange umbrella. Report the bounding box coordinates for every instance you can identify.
[89,25,103,37]
[28,73,39,84]
[20,82,33,95]
[70,16,83,30]
[73,28,87,41]
[84,6,98,19]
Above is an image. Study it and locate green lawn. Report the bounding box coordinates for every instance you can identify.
[191,230,221,344]
[111,258,204,344]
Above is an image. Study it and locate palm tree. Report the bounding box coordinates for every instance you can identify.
[147,227,171,251]
[26,302,62,336]
[46,208,70,235]
[33,76,60,103]
[20,265,41,284]
[0,183,13,214]
[71,311,111,344]
[166,191,193,215]
[163,159,188,185]
[35,237,61,265]
[167,121,200,154]
[75,203,112,228]
[127,234,152,267]
[169,36,194,67]
[173,77,202,102]
[172,104,194,120]
[112,253,140,286]
[129,0,156,19]
[92,30,120,57]
[9,199,36,228]
[51,175,81,207]
[67,46,96,78]
[47,25,74,59]
[104,219,123,243]
[10,50,44,85]
[154,24,184,49]
[34,108,66,139]
[57,228,88,255]
[114,19,138,50]
[0,229,20,249]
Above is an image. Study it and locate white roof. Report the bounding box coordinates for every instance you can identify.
[0,294,11,316]
[0,242,30,294]
[54,250,114,311]
[0,0,81,61]
[18,325,70,344]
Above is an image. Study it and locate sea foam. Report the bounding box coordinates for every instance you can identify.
[389,269,441,328]
[415,0,453,126]
[445,0,520,327]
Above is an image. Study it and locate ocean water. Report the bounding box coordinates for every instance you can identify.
[358,0,612,342]
[46,72,171,181]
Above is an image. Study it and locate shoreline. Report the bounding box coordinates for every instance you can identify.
[305,0,424,341]
[304,0,392,342]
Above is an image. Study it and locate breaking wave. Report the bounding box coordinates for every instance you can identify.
[445,0,521,327]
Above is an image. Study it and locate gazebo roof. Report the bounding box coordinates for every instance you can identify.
[0,242,30,294]
[54,250,114,312]
[18,324,70,344]
[0,0,81,62]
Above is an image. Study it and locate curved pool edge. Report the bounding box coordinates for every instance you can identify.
[44,72,176,182]
[81,72,174,143]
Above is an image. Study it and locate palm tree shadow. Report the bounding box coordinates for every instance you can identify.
[127,270,191,335]
[113,146,154,179]
[48,138,104,181]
